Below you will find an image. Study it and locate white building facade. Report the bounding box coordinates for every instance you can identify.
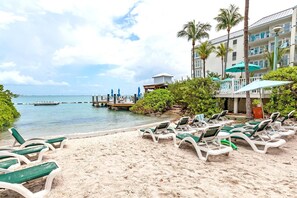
[194,5,297,77]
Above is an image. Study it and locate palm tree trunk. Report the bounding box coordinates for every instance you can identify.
[224,30,230,79]
[203,59,206,78]
[192,42,195,78]
[221,57,224,78]
[244,0,252,119]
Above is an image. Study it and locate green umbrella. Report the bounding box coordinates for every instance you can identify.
[225,62,261,77]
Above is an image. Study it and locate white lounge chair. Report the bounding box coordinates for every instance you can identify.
[223,119,286,154]
[0,161,61,198]
[9,128,68,151]
[176,125,233,161]
[138,121,176,145]
[171,117,196,135]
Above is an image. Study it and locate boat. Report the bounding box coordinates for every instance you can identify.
[33,101,60,106]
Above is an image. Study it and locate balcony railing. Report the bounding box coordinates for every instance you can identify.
[218,77,270,97]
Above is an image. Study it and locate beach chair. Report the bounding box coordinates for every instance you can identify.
[0,145,49,164]
[171,117,196,135]
[190,114,208,128]
[176,125,233,161]
[217,110,228,121]
[274,110,297,133]
[223,119,286,154]
[138,121,176,145]
[9,128,68,151]
[205,113,220,124]
[0,161,61,198]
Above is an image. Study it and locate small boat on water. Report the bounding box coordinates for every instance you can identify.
[34,101,60,106]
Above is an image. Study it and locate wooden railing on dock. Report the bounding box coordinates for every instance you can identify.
[92,94,138,110]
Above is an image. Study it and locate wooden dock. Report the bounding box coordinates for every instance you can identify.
[107,102,134,110]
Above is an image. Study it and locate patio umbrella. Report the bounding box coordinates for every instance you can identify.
[211,77,220,81]
[137,87,141,98]
[235,80,293,118]
[225,62,261,77]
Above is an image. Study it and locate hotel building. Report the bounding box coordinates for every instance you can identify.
[194,5,297,78]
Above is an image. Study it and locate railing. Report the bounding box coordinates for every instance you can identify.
[218,77,267,97]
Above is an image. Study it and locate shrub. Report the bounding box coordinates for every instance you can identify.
[168,78,222,116]
[263,67,297,115]
[0,85,20,130]
[130,89,174,114]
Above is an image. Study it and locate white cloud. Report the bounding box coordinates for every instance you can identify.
[0,11,26,29]
[0,70,69,86]
[0,61,16,69]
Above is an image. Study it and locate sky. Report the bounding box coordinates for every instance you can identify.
[0,0,296,95]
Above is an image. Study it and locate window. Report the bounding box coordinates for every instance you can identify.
[233,39,237,45]
[259,60,264,68]
[232,52,237,61]
[283,22,291,33]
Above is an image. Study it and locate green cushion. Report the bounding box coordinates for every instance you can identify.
[0,159,18,169]
[0,162,58,184]
[176,133,200,143]
[248,121,260,125]
[46,137,67,144]
[0,146,47,160]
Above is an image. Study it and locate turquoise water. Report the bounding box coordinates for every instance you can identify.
[1,95,169,141]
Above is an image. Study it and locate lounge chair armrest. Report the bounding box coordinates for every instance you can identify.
[19,140,48,149]
[0,151,31,164]
[27,137,46,141]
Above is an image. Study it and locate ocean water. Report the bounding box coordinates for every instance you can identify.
[1,95,170,141]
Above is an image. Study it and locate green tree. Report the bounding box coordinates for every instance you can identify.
[263,67,297,115]
[215,43,232,77]
[168,78,222,116]
[214,4,243,78]
[243,0,252,119]
[263,47,290,70]
[130,89,174,115]
[177,20,211,78]
[0,85,20,130]
[195,41,215,78]
[206,71,221,78]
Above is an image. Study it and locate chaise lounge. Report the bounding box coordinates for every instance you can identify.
[176,125,233,161]
[138,121,176,145]
[0,161,61,198]
[9,128,68,151]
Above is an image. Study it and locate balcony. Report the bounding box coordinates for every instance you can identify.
[217,77,271,98]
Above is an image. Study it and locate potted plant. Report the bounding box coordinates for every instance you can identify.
[252,99,263,119]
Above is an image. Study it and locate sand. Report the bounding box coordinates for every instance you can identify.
[1,127,297,198]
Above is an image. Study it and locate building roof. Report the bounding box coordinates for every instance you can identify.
[152,73,173,78]
[249,7,294,30]
[210,30,243,45]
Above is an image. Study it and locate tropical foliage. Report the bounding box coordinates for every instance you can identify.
[130,89,174,115]
[177,20,211,78]
[215,43,232,78]
[207,71,221,78]
[0,85,20,130]
[168,78,222,116]
[214,4,243,78]
[195,41,215,78]
[263,67,297,115]
[263,47,290,70]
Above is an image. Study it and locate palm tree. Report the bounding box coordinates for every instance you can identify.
[215,43,232,78]
[195,41,215,78]
[264,47,290,70]
[214,4,243,78]
[244,0,252,119]
[177,20,211,78]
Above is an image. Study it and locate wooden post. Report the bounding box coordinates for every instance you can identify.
[107,94,110,102]
[134,94,137,103]
[92,96,95,106]
[114,94,116,104]
[96,96,99,107]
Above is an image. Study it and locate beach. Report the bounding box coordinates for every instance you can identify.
[2,126,296,198]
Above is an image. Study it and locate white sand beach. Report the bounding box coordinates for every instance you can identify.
[1,127,297,198]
